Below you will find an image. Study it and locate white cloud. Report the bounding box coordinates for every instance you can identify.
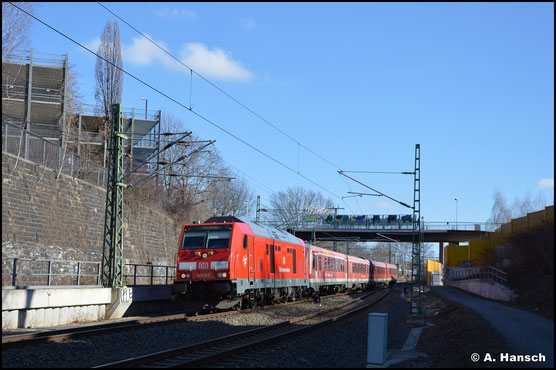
[377,201,395,210]
[538,178,554,189]
[154,7,197,21]
[83,38,100,53]
[121,35,179,69]
[106,34,252,83]
[241,18,258,31]
[179,43,253,82]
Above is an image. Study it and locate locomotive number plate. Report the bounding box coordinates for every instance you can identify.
[198,261,210,269]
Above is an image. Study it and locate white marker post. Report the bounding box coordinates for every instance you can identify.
[367,313,388,366]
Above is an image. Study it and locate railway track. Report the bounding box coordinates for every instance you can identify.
[93,288,391,368]
[2,291,356,349]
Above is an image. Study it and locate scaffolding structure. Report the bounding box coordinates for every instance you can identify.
[2,49,161,178]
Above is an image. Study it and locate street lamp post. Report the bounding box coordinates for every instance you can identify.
[454,198,458,230]
[140,97,148,119]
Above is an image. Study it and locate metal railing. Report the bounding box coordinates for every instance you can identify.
[446,266,507,286]
[3,49,66,67]
[260,215,501,232]
[2,120,107,187]
[123,263,176,286]
[2,257,176,287]
[2,257,101,287]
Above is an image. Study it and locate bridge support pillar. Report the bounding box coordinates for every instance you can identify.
[439,242,445,264]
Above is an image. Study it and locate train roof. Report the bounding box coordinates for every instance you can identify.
[202,217,303,246]
[370,260,397,269]
[246,221,304,246]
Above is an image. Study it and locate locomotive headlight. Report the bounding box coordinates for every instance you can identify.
[180,273,186,279]
[185,273,191,278]
[222,272,227,278]
[217,272,222,278]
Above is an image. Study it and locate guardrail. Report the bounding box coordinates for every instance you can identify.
[2,257,176,287]
[445,266,507,286]
[260,217,501,232]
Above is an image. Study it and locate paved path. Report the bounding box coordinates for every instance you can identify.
[431,286,554,368]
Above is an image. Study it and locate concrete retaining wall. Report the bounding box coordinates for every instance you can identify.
[449,279,518,302]
[2,285,177,329]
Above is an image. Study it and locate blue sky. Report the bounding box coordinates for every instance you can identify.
[22,2,554,224]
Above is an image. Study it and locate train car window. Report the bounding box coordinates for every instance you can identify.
[318,255,322,271]
[206,231,232,249]
[243,235,248,250]
[270,245,275,273]
[266,244,269,255]
[313,254,317,270]
[293,250,297,274]
[181,232,206,250]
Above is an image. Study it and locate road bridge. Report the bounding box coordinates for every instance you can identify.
[259,215,497,264]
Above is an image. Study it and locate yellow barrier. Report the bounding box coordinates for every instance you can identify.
[426,259,443,285]
[446,205,554,268]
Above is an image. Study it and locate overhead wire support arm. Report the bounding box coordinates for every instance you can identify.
[340,170,415,175]
[127,141,215,188]
[337,171,413,209]
[123,131,192,179]
[347,191,382,197]
[116,131,192,136]
[165,174,234,182]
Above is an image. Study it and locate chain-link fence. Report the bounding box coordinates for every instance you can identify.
[3,120,107,186]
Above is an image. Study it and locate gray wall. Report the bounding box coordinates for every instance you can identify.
[2,151,182,280]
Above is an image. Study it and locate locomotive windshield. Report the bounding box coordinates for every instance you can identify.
[181,225,232,250]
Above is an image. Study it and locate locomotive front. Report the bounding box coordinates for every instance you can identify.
[172,223,236,307]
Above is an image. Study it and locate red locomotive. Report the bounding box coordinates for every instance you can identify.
[172,217,397,309]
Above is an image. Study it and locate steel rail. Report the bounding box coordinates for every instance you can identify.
[93,289,391,368]
[2,292,353,348]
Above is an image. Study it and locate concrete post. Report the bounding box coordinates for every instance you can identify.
[367,313,388,366]
[438,241,444,264]
[25,49,33,159]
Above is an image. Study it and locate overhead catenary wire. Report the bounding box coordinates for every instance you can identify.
[96,2,341,172]
[338,170,413,209]
[8,2,351,208]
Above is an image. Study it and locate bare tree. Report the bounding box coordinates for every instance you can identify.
[487,189,512,227]
[94,19,123,147]
[510,190,549,219]
[2,2,34,60]
[55,62,83,178]
[269,186,334,228]
[207,176,255,219]
[488,189,551,230]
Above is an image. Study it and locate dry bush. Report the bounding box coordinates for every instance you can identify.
[502,222,554,279]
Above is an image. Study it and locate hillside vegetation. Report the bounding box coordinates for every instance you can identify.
[502,223,554,319]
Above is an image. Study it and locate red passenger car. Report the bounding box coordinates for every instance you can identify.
[172,217,396,309]
[369,260,397,287]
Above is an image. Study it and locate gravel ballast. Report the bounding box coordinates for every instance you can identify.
[2,292,378,368]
